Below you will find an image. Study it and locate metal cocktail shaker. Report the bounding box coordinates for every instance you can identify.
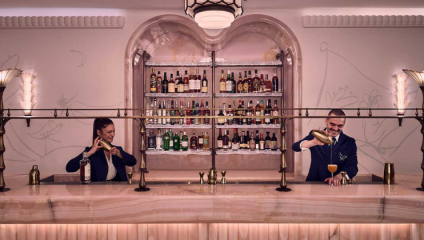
[98,139,112,152]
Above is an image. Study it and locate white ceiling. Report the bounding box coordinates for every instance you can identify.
[1,0,424,9]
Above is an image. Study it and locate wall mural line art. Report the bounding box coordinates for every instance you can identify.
[70,50,87,67]
[0,54,19,69]
[325,85,359,108]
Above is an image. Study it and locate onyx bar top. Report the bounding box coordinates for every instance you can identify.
[0,173,423,224]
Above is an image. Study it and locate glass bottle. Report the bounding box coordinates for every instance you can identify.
[148,131,156,150]
[260,100,265,124]
[237,100,243,125]
[243,71,249,93]
[196,69,201,93]
[183,70,189,93]
[153,98,158,125]
[150,68,157,93]
[165,100,171,125]
[231,72,237,93]
[255,101,261,125]
[170,100,175,125]
[273,100,279,124]
[80,152,91,184]
[240,131,246,149]
[223,130,229,151]
[186,101,191,125]
[195,100,200,125]
[227,130,232,149]
[203,131,209,150]
[265,132,271,150]
[163,129,170,151]
[237,72,243,93]
[271,132,278,151]
[245,131,250,149]
[147,98,153,125]
[259,133,265,150]
[174,71,179,93]
[217,129,223,150]
[220,70,226,93]
[168,73,175,93]
[246,100,252,125]
[217,106,225,125]
[200,100,205,125]
[181,132,189,151]
[190,130,198,150]
[156,70,162,93]
[265,99,271,125]
[204,101,210,125]
[247,70,253,93]
[177,71,184,93]
[260,73,265,93]
[157,101,162,125]
[156,129,163,151]
[272,69,279,93]
[189,69,196,93]
[265,74,272,93]
[227,105,233,125]
[226,70,232,93]
[173,131,180,151]
[169,129,174,149]
[162,72,168,93]
[201,70,208,93]
[191,100,196,124]
[179,101,185,125]
[198,131,204,150]
[253,69,260,93]
[232,129,240,151]
[255,130,260,150]
[249,132,256,151]
[241,101,247,125]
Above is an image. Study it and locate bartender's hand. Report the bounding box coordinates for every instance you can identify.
[110,147,122,159]
[302,128,325,148]
[325,174,342,186]
[88,136,103,157]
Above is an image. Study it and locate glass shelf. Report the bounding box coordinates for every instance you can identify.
[146,124,212,129]
[215,124,280,129]
[146,149,211,155]
[215,93,282,98]
[145,62,212,67]
[146,93,211,98]
[215,61,282,67]
[216,149,281,155]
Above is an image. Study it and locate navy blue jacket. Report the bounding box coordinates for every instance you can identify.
[292,130,358,181]
[66,146,136,181]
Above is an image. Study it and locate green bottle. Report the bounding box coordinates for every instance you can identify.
[182,131,189,151]
[173,132,180,151]
[163,129,170,151]
[169,129,174,150]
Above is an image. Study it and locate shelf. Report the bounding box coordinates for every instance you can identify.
[216,124,280,129]
[146,149,211,155]
[146,124,212,129]
[215,93,282,98]
[146,93,211,98]
[215,61,282,67]
[216,149,281,155]
[145,62,212,67]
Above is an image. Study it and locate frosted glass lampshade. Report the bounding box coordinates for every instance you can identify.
[393,72,409,115]
[195,10,234,29]
[0,68,22,87]
[403,69,424,86]
[20,72,36,116]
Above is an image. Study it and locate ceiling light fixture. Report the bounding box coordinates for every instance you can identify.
[184,0,244,30]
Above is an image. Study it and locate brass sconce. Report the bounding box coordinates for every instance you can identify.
[393,72,409,126]
[20,72,36,127]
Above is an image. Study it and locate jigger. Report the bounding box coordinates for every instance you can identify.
[127,172,133,185]
[199,172,205,184]
[220,171,227,184]
[384,163,395,185]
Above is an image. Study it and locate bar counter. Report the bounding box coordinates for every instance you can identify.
[0,174,423,224]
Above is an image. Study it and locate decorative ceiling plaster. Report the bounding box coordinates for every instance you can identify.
[302,15,424,28]
[0,16,125,28]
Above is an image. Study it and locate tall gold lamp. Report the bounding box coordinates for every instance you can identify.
[393,72,409,126]
[403,69,424,191]
[20,72,36,127]
[0,68,22,192]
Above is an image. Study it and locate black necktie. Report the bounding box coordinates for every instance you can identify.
[332,137,336,145]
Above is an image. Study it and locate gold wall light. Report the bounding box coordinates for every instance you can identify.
[20,72,36,127]
[393,72,409,126]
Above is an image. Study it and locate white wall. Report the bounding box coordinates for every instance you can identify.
[0,7,423,176]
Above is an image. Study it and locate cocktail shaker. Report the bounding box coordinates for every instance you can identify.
[98,139,112,152]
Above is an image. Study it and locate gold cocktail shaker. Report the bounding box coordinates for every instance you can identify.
[384,163,395,185]
[311,130,333,145]
[98,139,112,152]
[29,165,40,185]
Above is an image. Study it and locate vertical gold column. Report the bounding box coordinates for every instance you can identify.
[420,87,424,191]
[276,118,290,192]
[135,116,150,192]
[0,87,9,192]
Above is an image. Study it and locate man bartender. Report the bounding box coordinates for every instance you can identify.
[292,109,358,186]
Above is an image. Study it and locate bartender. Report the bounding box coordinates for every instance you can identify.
[292,109,358,186]
[66,118,136,181]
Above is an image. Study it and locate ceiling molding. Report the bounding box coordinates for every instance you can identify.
[302,15,424,28]
[0,16,125,28]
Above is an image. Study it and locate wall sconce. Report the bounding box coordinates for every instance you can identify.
[20,72,36,127]
[393,72,409,126]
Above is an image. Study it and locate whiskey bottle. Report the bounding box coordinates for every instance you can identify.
[231,72,237,93]
[272,69,279,93]
[227,130,232,150]
[246,101,252,125]
[220,70,226,93]
[162,72,168,93]
[190,130,198,150]
[237,72,243,93]
[272,100,279,124]
[237,100,243,125]
[226,70,232,93]
[204,101,210,125]
[183,70,189,93]
[200,100,205,125]
[168,73,175,93]
[240,131,246,149]
[243,71,249,93]
[241,101,247,125]
[156,70,162,93]
[271,132,278,151]
[260,73,265,93]
[253,69,260,93]
[255,101,261,125]
[227,105,233,125]
[232,129,240,151]
[196,69,201,93]
[150,68,157,93]
[259,133,265,150]
[265,99,271,125]
[177,71,184,93]
[217,106,225,125]
[223,130,229,151]
[255,130,260,150]
[247,70,253,93]
[198,131,204,149]
[203,131,209,150]
[189,69,195,93]
[80,152,91,184]
[265,132,271,150]
[201,70,208,93]
[249,132,256,151]
[217,129,223,150]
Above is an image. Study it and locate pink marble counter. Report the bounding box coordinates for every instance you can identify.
[0,174,423,224]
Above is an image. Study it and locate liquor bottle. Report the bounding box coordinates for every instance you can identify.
[217,106,225,125]
[227,130,232,149]
[222,103,227,124]
[265,99,271,125]
[226,70,232,93]
[223,130,229,151]
[271,132,278,151]
[253,69,260,93]
[190,130,198,150]
[237,100,243,125]
[255,130,260,150]
[272,69,279,93]
[195,100,200,125]
[232,129,240,151]
[227,105,233,125]
[201,70,208,93]
[198,131,204,149]
[158,101,162,125]
[189,69,195,93]
[265,132,271,150]
[150,68,157,93]
[168,73,175,93]
[203,131,209,150]
[175,72,178,93]
[170,100,175,125]
[220,70,226,93]
[162,72,168,93]
[249,132,256,151]
[247,70,253,93]
[265,74,272,93]
[196,69,201,93]
[179,101,185,125]
[255,101,261,125]
[163,129,170,151]
[165,100,171,125]
[259,133,265,150]
[260,100,265,124]
[246,101,252,125]
[182,132,189,151]
[240,131,246,149]
[241,101,247,125]
[153,98,158,125]
[245,131,250,148]
[243,71,249,93]
[237,72,243,93]
[204,101,210,125]
[260,74,265,93]
[183,70,189,93]
[156,129,163,150]
[231,72,237,93]
[173,131,180,151]
[177,71,184,93]
[156,71,162,93]
[217,129,223,150]
[191,100,196,124]
[80,152,91,184]
[148,131,156,150]
[272,100,279,124]
[147,98,153,125]
[200,100,205,125]
[186,101,191,125]
[169,129,174,149]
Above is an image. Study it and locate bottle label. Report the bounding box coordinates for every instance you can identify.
[256,111,261,122]
[168,83,175,92]
[218,118,225,124]
[265,114,271,123]
[272,140,277,150]
[189,80,195,90]
[182,141,188,147]
[232,143,240,150]
[203,138,208,147]
[260,141,265,149]
[217,140,223,148]
[85,162,90,181]
[150,76,156,93]
[226,81,232,92]
[220,82,226,92]
[178,84,184,93]
[199,138,203,144]
[201,86,208,93]
[243,83,249,92]
[184,84,189,92]
[237,83,243,93]
[195,80,201,90]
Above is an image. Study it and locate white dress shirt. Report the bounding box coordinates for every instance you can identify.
[104,151,117,180]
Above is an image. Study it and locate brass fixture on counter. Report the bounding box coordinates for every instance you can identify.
[384,163,395,185]
[127,172,133,185]
[199,172,205,184]
[207,168,217,185]
[220,171,227,184]
[340,171,347,185]
[29,165,40,185]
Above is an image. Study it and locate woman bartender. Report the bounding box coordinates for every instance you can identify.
[66,118,136,181]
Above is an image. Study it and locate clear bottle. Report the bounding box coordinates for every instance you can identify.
[201,70,208,93]
[147,98,153,125]
[220,70,226,93]
[156,129,163,150]
[203,131,209,150]
[153,98,158,125]
[272,100,279,124]
[150,68,157,93]
[217,129,223,150]
[166,100,171,125]
[179,101,185,125]
[157,101,162,125]
[168,73,175,93]
[198,131,204,150]
[170,100,176,125]
[163,129,170,151]
[148,131,156,150]
[259,133,265,150]
[249,132,256,151]
[182,132,189,151]
[80,152,91,184]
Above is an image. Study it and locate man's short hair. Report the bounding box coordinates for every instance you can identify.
[328,109,346,117]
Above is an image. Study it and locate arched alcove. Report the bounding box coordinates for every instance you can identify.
[124,14,302,176]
